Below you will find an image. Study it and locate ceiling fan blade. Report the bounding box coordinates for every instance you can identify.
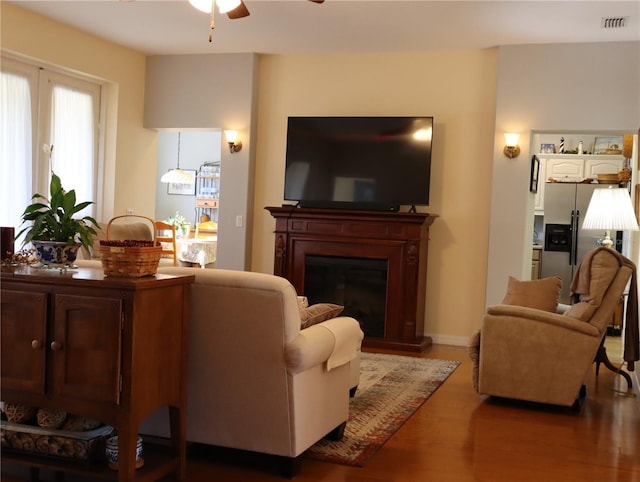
[226,0,250,19]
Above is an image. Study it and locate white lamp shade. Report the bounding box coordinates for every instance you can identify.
[188,0,213,13]
[224,130,239,143]
[582,187,639,231]
[504,133,520,147]
[161,169,195,184]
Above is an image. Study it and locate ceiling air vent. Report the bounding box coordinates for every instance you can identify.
[601,16,628,29]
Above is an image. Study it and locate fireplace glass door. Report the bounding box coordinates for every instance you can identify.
[304,255,388,338]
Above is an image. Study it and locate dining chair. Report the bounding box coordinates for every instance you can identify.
[195,221,218,239]
[155,221,178,266]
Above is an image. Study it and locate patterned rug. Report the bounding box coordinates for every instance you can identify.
[305,351,460,467]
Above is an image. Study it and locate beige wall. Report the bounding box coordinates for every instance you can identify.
[1,3,156,220]
[487,41,640,307]
[2,4,503,345]
[253,51,498,344]
[143,53,260,270]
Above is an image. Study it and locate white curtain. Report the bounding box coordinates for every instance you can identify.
[50,85,96,219]
[0,71,32,246]
[0,57,101,253]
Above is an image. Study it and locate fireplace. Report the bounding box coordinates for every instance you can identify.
[266,207,437,351]
[304,255,388,338]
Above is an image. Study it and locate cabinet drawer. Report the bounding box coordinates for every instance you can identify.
[195,198,219,208]
[532,248,541,261]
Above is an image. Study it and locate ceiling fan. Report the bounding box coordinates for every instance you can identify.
[188,0,325,41]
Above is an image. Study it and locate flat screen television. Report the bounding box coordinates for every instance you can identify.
[284,116,433,211]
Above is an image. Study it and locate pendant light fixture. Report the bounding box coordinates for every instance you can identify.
[161,132,195,184]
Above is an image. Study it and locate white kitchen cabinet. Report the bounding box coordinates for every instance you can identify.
[535,154,624,214]
[545,157,585,180]
[541,154,623,181]
[585,157,625,177]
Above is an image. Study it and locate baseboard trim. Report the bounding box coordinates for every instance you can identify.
[427,334,471,347]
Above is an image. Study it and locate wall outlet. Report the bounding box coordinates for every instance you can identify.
[126,208,133,215]
[235,215,243,227]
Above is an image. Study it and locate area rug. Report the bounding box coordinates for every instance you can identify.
[305,351,460,467]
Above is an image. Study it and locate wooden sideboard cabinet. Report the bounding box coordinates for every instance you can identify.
[0,266,195,481]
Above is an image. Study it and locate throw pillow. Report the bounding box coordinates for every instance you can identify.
[300,303,344,329]
[502,276,561,313]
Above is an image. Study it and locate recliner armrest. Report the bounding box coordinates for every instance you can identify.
[486,304,600,337]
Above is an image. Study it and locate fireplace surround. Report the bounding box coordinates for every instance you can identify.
[266,206,437,351]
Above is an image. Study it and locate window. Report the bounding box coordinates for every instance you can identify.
[0,56,102,247]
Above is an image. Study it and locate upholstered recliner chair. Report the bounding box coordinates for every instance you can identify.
[469,247,637,408]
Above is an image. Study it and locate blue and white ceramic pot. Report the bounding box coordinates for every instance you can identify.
[32,240,81,266]
[105,435,144,470]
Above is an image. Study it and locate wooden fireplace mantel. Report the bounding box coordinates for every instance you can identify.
[266,206,438,351]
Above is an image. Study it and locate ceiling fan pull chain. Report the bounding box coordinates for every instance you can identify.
[208,0,215,42]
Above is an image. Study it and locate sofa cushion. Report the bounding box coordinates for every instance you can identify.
[502,276,561,313]
[300,303,344,329]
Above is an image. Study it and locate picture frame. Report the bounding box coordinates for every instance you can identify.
[593,136,623,155]
[167,170,197,195]
[530,155,540,193]
[540,143,556,154]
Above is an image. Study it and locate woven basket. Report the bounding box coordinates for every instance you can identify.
[3,403,37,424]
[37,408,67,429]
[597,173,620,184]
[618,168,631,181]
[99,216,162,277]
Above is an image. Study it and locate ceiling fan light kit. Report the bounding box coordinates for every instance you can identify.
[189,0,324,42]
[188,0,213,14]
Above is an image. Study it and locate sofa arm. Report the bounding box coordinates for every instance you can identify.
[486,304,600,337]
[319,317,364,370]
[285,317,362,374]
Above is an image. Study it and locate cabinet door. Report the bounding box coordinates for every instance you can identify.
[585,158,623,177]
[546,158,585,179]
[1,290,47,394]
[52,294,122,404]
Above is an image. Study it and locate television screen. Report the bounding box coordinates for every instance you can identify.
[284,116,433,211]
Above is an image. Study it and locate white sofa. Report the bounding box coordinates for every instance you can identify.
[135,266,364,476]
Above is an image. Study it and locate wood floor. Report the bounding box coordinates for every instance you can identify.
[2,340,639,482]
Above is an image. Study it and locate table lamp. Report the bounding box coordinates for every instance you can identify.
[582,186,639,248]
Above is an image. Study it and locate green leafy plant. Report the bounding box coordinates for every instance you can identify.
[16,164,100,250]
[165,211,189,234]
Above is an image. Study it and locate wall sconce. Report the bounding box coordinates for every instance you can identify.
[503,133,521,159]
[224,130,242,153]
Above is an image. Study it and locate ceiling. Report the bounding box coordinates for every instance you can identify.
[6,0,640,56]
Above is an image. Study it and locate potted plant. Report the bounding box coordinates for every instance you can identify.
[165,211,190,238]
[16,165,100,266]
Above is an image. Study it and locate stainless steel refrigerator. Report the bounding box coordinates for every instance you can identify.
[541,182,618,304]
